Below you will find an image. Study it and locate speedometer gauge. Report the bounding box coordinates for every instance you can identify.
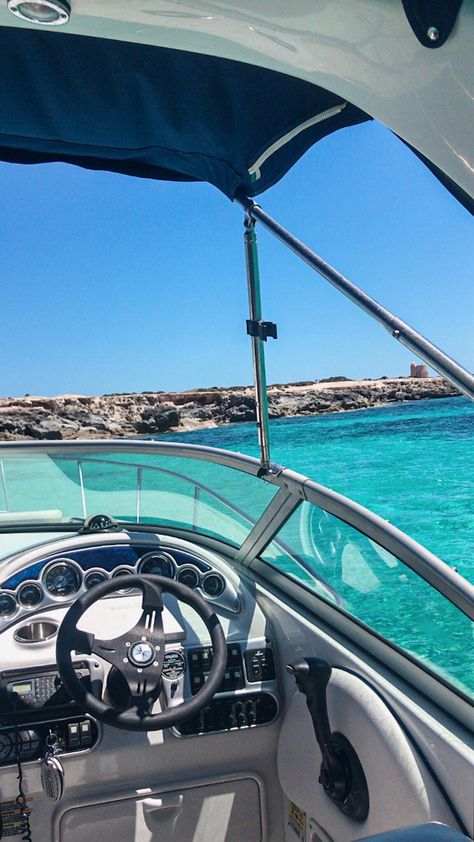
[43,561,81,598]
[138,552,175,578]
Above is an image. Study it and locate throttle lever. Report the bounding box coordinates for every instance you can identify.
[287,658,345,799]
[287,658,369,821]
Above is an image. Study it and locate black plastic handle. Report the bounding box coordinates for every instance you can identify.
[287,657,369,821]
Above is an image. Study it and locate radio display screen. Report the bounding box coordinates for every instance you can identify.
[12,682,33,695]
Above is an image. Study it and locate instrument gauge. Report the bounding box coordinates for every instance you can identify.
[43,561,81,598]
[176,566,199,590]
[111,567,135,592]
[17,582,43,608]
[138,552,175,578]
[162,651,185,680]
[202,573,225,598]
[0,593,17,619]
[84,570,108,590]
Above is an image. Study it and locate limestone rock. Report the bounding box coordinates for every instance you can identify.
[0,377,459,440]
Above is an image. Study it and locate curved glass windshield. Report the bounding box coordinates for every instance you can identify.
[0,447,277,548]
[262,501,474,697]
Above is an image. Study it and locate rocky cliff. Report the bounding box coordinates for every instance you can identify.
[0,377,459,440]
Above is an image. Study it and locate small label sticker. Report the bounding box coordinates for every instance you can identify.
[288,800,306,841]
[0,797,33,837]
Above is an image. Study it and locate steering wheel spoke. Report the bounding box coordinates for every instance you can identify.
[56,574,227,731]
[91,634,128,668]
[140,577,164,613]
[70,628,95,656]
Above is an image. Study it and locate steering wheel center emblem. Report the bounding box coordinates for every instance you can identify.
[128,641,155,667]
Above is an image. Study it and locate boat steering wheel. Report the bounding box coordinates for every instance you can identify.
[56,574,227,731]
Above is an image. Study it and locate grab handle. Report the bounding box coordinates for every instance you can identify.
[142,794,183,814]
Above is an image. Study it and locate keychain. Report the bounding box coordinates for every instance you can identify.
[40,732,64,802]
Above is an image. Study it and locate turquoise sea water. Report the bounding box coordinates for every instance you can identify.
[166,395,474,694]
[167,396,474,581]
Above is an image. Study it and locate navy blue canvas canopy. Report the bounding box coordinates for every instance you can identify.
[0,26,369,198]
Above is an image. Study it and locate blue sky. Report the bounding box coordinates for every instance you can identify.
[1,121,472,398]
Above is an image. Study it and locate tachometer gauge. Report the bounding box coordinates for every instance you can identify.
[17,582,43,608]
[84,570,107,590]
[176,566,199,589]
[43,561,81,598]
[0,593,17,618]
[162,650,185,680]
[138,552,175,578]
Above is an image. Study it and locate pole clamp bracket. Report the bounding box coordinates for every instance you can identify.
[246,320,277,341]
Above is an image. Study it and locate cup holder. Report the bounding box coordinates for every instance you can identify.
[14,620,58,643]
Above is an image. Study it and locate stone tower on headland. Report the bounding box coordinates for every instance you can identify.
[410,363,429,378]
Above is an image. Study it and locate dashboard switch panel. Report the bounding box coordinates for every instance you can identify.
[244,648,276,682]
[188,644,246,695]
[177,692,278,736]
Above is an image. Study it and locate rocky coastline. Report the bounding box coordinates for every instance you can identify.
[0,377,459,441]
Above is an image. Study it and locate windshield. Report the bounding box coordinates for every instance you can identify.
[1,441,472,701]
[0,445,278,548]
[262,501,474,697]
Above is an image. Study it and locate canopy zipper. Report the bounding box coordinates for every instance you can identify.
[249,102,347,181]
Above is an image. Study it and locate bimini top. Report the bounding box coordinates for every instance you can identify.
[0,27,369,198]
[0,1,473,208]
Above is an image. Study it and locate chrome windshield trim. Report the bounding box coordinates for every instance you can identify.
[0,440,270,479]
[235,487,299,567]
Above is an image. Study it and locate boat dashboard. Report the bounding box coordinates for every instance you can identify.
[0,528,279,769]
[0,535,240,621]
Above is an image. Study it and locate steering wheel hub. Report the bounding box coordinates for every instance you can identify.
[128,641,156,667]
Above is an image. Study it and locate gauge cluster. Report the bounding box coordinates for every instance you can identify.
[0,546,238,626]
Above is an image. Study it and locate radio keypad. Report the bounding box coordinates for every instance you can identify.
[35,674,56,704]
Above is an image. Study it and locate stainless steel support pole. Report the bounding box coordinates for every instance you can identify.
[244,217,272,470]
[236,194,474,400]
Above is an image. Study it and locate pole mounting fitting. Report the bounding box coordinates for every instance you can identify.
[246,320,278,341]
[257,462,283,478]
[244,212,256,231]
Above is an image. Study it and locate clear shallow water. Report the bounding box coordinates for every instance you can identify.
[166,396,474,581]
